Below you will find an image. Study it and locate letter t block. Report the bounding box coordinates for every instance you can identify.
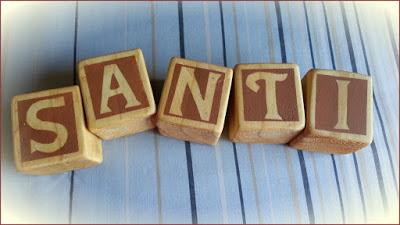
[11,86,102,175]
[229,64,305,144]
[79,49,156,140]
[290,69,373,154]
[157,58,233,145]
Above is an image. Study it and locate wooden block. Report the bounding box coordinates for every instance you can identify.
[289,69,373,154]
[78,49,156,140]
[11,86,102,175]
[228,64,305,144]
[156,57,233,145]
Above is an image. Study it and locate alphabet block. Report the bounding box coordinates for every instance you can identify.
[289,69,373,154]
[11,86,102,175]
[157,57,233,145]
[78,49,156,140]
[229,64,305,143]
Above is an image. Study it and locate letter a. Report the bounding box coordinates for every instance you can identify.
[334,80,350,130]
[100,64,141,114]
[246,72,288,120]
[170,67,221,121]
[26,96,68,153]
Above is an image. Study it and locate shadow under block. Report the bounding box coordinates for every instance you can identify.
[78,49,156,140]
[156,57,233,145]
[289,69,373,154]
[11,86,103,175]
[228,64,305,144]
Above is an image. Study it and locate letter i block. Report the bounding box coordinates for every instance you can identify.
[78,49,156,140]
[229,64,305,143]
[290,69,373,154]
[11,86,102,175]
[157,58,233,145]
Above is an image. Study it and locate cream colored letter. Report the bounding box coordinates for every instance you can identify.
[170,66,221,121]
[26,96,68,153]
[100,64,141,114]
[246,72,288,120]
[334,80,350,130]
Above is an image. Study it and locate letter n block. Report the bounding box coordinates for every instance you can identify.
[11,86,102,175]
[78,49,156,140]
[290,69,373,154]
[157,58,233,145]
[229,64,305,143]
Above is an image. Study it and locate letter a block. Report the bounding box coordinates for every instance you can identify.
[78,49,156,140]
[11,86,102,175]
[157,58,233,145]
[229,64,305,143]
[290,69,373,154]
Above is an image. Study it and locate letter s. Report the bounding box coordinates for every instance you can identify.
[26,96,68,153]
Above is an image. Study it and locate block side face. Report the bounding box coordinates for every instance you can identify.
[234,64,305,133]
[16,156,102,175]
[157,119,219,145]
[157,57,232,134]
[289,132,368,154]
[92,116,155,140]
[232,128,302,144]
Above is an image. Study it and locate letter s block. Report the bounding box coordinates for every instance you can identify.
[78,49,156,140]
[290,69,373,154]
[11,86,102,175]
[229,64,305,143]
[157,58,233,145]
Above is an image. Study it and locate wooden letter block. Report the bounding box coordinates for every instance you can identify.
[78,49,156,140]
[290,69,373,154]
[12,86,102,175]
[157,57,233,145]
[229,64,305,143]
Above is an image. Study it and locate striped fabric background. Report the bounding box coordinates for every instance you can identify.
[1,1,399,223]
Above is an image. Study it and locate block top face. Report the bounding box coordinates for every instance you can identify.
[12,86,85,168]
[158,57,233,133]
[79,49,155,128]
[234,63,305,130]
[307,69,372,143]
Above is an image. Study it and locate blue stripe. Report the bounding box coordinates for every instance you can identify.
[276,2,314,223]
[275,1,286,63]
[297,151,315,224]
[219,1,228,69]
[178,2,197,223]
[185,141,198,224]
[370,141,389,212]
[339,3,372,221]
[303,1,315,69]
[69,171,75,224]
[218,2,246,223]
[69,2,79,223]
[233,143,246,224]
[330,155,346,223]
[178,1,186,59]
